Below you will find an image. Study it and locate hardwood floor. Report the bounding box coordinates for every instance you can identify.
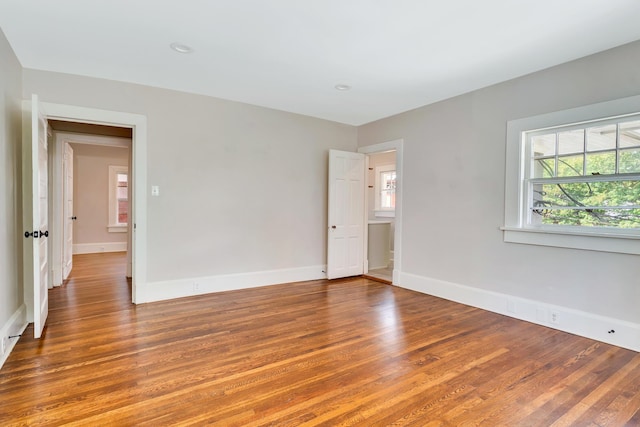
[2,253,640,426]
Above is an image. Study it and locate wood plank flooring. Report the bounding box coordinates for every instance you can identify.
[1,252,640,426]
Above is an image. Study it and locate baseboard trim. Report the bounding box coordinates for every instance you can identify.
[399,272,640,352]
[73,242,127,254]
[136,265,328,304]
[0,304,28,370]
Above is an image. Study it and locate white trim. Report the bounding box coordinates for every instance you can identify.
[136,265,327,304]
[399,272,640,352]
[73,242,127,254]
[41,102,147,304]
[50,132,64,287]
[358,139,404,284]
[53,132,130,148]
[502,227,640,255]
[504,95,640,254]
[108,225,127,233]
[0,304,28,370]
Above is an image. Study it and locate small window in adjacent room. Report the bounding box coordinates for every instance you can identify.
[503,96,640,254]
[108,165,128,232]
[375,165,396,217]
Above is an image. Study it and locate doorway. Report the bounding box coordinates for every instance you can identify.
[365,150,396,283]
[39,100,147,304]
[358,139,404,285]
[49,121,133,290]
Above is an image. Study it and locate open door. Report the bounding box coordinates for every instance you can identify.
[327,149,365,279]
[22,94,49,338]
[63,142,74,279]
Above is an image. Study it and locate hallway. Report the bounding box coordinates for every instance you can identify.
[48,252,131,325]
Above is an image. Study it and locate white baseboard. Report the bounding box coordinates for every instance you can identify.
[0,304,28,370]
[73,242,127,254]
[136,265,327,304]
[399,272,640,353]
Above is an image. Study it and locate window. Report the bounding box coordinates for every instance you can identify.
[108,165,128,232]
[503,95,640,255]
[374,165,396,217]
[527,117,640,228]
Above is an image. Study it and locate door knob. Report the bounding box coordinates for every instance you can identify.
[331,225,336,229]
[71,216,77,220]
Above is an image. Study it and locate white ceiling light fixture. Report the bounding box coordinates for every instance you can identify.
[334,84,351,91]
[170,42,193,54]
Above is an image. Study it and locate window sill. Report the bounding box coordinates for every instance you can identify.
[374,210,395,218]
[108,225,128,233]
[501,226,640,255]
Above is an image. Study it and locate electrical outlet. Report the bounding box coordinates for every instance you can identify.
[1,336,7,355]
[550,311,559,324]
[193,282,199,291]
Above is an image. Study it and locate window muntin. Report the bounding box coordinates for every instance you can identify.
[525,116,640,229]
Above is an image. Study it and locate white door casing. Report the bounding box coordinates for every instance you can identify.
[327,149,365,279]
[22,94,49,338]
[41,101,147,304]
[63,143,74,279]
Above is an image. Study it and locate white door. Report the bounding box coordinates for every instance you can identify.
[22,94,49,338]
[63,142,74,279]
[327,149,365,279]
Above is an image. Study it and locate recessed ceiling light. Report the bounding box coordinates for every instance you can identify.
[170,42,193,54]
[334,84,351,91]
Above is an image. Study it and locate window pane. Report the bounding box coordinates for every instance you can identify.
[558,129,584,155]
[117,200,128,224]
[531,180,640,228]
[557,155,583,177]
[620,120,640,148]
[380,190,395,209]
[533,207,640,228]
[116,187,128,199]
[532,134,555,157]
[587,124,616,152]
[619,148,640,173]
[532,158,555,178]
[586,151,615,175]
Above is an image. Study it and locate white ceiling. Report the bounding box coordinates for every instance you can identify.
[2,1,640,126]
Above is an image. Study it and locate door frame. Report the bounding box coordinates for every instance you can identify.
[41,102,147,303]
[358,139,403,284]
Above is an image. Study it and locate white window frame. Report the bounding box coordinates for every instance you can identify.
[503,95,640,255]
[108,165,128,233]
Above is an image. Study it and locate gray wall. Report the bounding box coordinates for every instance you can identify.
[0,29,23,336]
[22,70,357,282]
[358,40,640,324]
